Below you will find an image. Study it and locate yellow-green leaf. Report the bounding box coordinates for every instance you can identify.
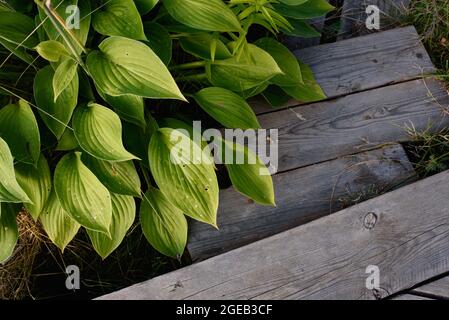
[40,191,80,252]
[140,188,187,258]
[73,103,138,162]
[15,155,52,220]
[0,203,19,264]
[87,193,136,259]
[148,128,219,226]
[54,152,112,235]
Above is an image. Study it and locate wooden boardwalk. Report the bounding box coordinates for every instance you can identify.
[100,26,449,300]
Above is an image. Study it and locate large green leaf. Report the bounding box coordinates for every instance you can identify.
[34,65,79,139]
[135,0,159,15]
[143,22,172,65]
[180,33,232,61]
[86,36,185,100]
[278,0,308,5]
[207,44,282,92]
[15,155,52,220]
[0,100,40,165]
[98,88,146,128]
[194,87,261,129]
[255,37,303,87]
[54,152,112,235]
[273,0,334,19]
[93,0,146,40]
[87,193,136,259]
[140,188,187,257]
[0,11,39,49]
[73,103,138,162]
[82,154,141,197]
[0,203,19,264]
[281,62,326,102]
[149,128,219,226]
[163,0,241,32]
[223,140,275,206]
[283,19,321,38]
[39,191,80,251]
[53,58,78,102]
[35,40,70,62]
[0,137,30,203]
[123,115,159,166]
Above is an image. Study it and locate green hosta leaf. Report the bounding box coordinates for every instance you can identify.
[143,22,172,65]
[35,40,70,62]
[98,89,146,128]
[149,128,219,226]
[53,58,78,102]
[283,19,321,38]
[255,38,303,87]
[15,155,52,220]
[207,44,282,92]
[54,152,112,235]
[87,36,185,100]
[0,11,39,49]
[239,82,269,99]
[223,140,275,206]
[274,0,334,19]
[39,191,80,251]
[194,87,261,129]
[34,65,78,139]
[93,0,146,40]
[0,37,34,65]
[0,100,40,165]
[262,85,292,107]
[135,0,159,15]
[73,103,138,162]
[87,193,136,259]
[0,137,30,203]
[281,62,326,102]
[180,33,232,61]
[82,154,141,197]
[163,0,241,32]
[56,129,78,151]
[0,203,19,264]
[140,188,187,257]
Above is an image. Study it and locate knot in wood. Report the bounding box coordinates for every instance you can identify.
[363,212,377,229]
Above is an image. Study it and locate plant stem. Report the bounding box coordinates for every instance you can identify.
[175,73,208,82]
[170,61,206,71]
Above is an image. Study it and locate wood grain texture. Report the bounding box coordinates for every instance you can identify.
[259,78,449,173]
[188,144,415,261]
[339,0,410,40]
[99,170,449,300]
[411,276,449,299]
[252,26,433,114]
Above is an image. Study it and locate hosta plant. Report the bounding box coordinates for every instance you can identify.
[0,0,330,263]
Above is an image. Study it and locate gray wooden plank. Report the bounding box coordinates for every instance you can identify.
[188,144,415,261]
[391,294,433,300]
[99,170,449,300]
[411,276,449,299]
[259,78,449,173]
[252,26,433,115]
[339,0,410,40]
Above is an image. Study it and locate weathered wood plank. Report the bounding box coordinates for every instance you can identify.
[339,0,410,40]
[99,170,449,300]
[391,294,433,300]
[188,144,415,261]
[411,276,449,299]
[259,78,449,173]
[252,26,433,114]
